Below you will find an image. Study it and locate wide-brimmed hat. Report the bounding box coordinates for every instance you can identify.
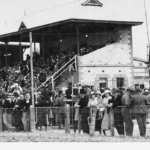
[120,86,126,90]
[91,91,96,95]
[126,87,134,92]
[135,86,141,92]
[111,88,120,93]
[80,89,86,94]
[96,91,101,95]
[104,90,110,95]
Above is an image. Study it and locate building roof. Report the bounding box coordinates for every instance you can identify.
[0,0,144,38]
[133,57,148,63]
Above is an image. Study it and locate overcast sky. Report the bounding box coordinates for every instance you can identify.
[0,0,149,60]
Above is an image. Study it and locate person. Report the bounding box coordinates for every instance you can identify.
[87,91,98,136]
[96,90,105,134]
[121,87,134,137]
[57,90,66,129]
[101,90,113,136]
[22,93,31,132]
[111,88,124,136]
[131,86,149,137]
[78,89,89,134]
[13,92,24,132]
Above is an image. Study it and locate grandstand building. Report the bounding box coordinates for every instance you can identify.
[0,0,144,90]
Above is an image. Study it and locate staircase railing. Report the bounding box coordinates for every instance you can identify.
[36,55,77,91]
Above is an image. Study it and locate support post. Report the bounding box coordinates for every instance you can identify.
[76,24,80,56]
[0,108,3,132]
[42,36,45,65]
[30,106,35,132]
[5,42,8,67]
[65,104,70,134]
[110,108,114,136]
[52,76,54,90]
[77,106,81,134]
[19,40,22,63]
[29,32,35,132]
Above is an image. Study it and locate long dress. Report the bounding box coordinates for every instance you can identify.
[101,96,112,131]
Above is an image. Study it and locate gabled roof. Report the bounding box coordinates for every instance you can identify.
[0,0,144,38]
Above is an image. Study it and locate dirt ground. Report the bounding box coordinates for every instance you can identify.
[0,121,150,142]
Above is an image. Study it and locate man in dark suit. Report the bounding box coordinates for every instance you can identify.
[111,88,124,136]
[78,89,89,134]
[131,86,148,137]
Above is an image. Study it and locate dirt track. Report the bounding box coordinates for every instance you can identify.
[0,123,150,142]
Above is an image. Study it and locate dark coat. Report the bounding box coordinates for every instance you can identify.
[78,95,89,109]
[131,93,148,114]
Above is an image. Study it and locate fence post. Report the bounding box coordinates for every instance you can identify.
[30,106,35,132]
[65,104,70,133]
[110,108,114,136]
[0,108,3,132]
[77,106,81,134]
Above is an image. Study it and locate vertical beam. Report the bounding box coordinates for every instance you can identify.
[5,42,8,67]
[29,32,34,107]
[0,108,3,132]
[65,104,70,133]
[42,35,45,65]
[76,24,80,56]
[19,40,22,62]
[110,108,114,136]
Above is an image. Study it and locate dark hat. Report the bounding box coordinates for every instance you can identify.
[58,90,63,95]
[111,88,120,93]
[80,89,86,94]
[126,87,134,92]
[14,92,19,97]
[135,86,141,92]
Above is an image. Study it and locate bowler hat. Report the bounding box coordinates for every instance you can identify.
[126,87,134,92]
[111,88,120,93]
[80,89,86,94]
[135,86,141,92]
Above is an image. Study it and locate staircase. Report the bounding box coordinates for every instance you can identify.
[36,55,78,91]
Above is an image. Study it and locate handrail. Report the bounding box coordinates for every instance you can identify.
[53,55,77,77]
[0,67,5,72]
[36,55,77,90]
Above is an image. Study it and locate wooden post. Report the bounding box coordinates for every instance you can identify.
[76,24,80,56]
[65,104,70,134]
[52,76,54,90]
[0,108,3,132]
[30,106,35,132]
[19,40,22,62]
[5,42,8,67]
[77,106,81,134]
[110,108,114,136]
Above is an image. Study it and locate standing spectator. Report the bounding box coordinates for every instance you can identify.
[121,87,134,137]
[131,86,149,137]
[88,91,98,136]
[111,88,124,137]
[78,89,89,134]
[101,90,112,136]
[57,90,66,129]
[22,93,31,132]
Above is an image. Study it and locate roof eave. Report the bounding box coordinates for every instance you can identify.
[0,19,143,40]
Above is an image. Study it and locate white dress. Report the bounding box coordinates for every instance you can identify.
[101,96,112,131]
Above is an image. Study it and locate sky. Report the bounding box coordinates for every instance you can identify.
[0,0,149,60]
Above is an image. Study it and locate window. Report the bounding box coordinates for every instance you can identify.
[99,78,107,89]
[117,78,124,88]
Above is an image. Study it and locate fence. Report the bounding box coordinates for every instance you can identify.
[0,105,150,137]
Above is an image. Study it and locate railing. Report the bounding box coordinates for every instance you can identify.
[0,67,5,72]
[36,55,77,91]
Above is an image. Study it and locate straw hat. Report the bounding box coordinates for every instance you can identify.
[104,90,110,95]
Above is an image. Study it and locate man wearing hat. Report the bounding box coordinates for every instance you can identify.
[131,86,148,137]
[78,89,89,134]
[111,88,124,136]
[121,87,134,137]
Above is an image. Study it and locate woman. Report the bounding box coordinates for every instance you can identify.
[101,90,113,136]
[95,91,105,134]
[87,91,98,136]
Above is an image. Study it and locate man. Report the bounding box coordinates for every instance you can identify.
[78,89,89,134]
[57,90,66,129]
[111,88,124,136]
[121,87,134,137]
[131,86,148,137]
